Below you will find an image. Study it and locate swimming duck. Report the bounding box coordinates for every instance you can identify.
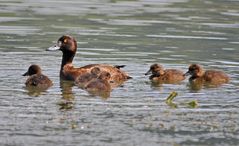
[184,64,230,86]
[46,35,131,84]
[85,71,112,93]
[74,67,101,88]
[23,65,53,89]
[145,64,185,84]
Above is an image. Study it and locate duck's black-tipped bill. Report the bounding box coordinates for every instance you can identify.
[184,71,191,76]
[46,45,60,51]
[145,69,152,76]
[22,72,29,76]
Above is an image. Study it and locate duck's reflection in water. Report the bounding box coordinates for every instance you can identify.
[25,86,47,97]
[187,80,227,92]
[59,79,112,105]
[58,80,75,110]
[86,90,111,100]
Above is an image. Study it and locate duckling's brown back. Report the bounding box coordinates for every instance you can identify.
[204,70,229,84]
[25,74,53,89]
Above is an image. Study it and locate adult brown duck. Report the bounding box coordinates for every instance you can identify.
[47,35,131,84]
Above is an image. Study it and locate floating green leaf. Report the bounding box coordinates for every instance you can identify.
[57,100,74,110]
[166,91,178,108]
[167,102,178,108]
[166,91,178,103]
[187,100,198,108]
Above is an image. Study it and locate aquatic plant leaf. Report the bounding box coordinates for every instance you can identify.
[166,91,178,103]
[165,91,178,108]
[167,102,178,108]
[187,100,198,108]
[57,100,74,110]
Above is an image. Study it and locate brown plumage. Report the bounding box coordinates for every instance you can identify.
[23,65,53,89]
[74,67,101,88]
[184,64,230,86]
[85,71,112,92]
[84,71,112,98]
[145,64,185,84]
[47,35,131,84]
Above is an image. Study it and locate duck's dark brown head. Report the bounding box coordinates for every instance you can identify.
[23,64,42,76]
[47,35,77,53]
[184,64,204,78]
[145,64,164,76]
[47,35,78,68]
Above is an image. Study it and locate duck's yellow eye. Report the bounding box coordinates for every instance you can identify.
[64,39,67,43]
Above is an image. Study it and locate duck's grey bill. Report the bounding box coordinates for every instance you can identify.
[46,45,60,51]
[22,72,28,76]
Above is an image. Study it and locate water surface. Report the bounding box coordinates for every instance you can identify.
[0,0,239,145]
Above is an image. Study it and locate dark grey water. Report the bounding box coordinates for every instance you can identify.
[0,0,239,145]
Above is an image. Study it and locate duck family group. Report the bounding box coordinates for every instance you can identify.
[23,35,230,95]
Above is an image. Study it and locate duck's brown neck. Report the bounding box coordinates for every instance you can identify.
[60,52,75,81]
[61,52,75,70]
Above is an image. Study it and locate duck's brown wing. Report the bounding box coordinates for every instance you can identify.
[204,70,229,84]
[25,74,53,88]
[80,64,101,69]
[80,64,131,82]
[164,69,185,82]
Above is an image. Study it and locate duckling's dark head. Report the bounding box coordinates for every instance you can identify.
[98,71,111,80]
[91,67,101,76]
[145,64,164,76]
[23,64,42,76]
[47,35,77,54]
[184,64,204,77]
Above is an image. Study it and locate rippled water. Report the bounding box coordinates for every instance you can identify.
[0,0,239,145]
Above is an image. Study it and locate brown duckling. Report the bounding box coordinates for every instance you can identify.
[85,71,112,93]
[46,35,131,84]
[23,65,53,89]
[184,64,230,86]
[74,67,101,88]
[145,64,185,84]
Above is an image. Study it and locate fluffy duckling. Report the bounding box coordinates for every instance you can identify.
[74,67,101,88]
[23,65,53,89]
[85,71,111,93]
[184,64,230,86]
[145,64,185,84]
